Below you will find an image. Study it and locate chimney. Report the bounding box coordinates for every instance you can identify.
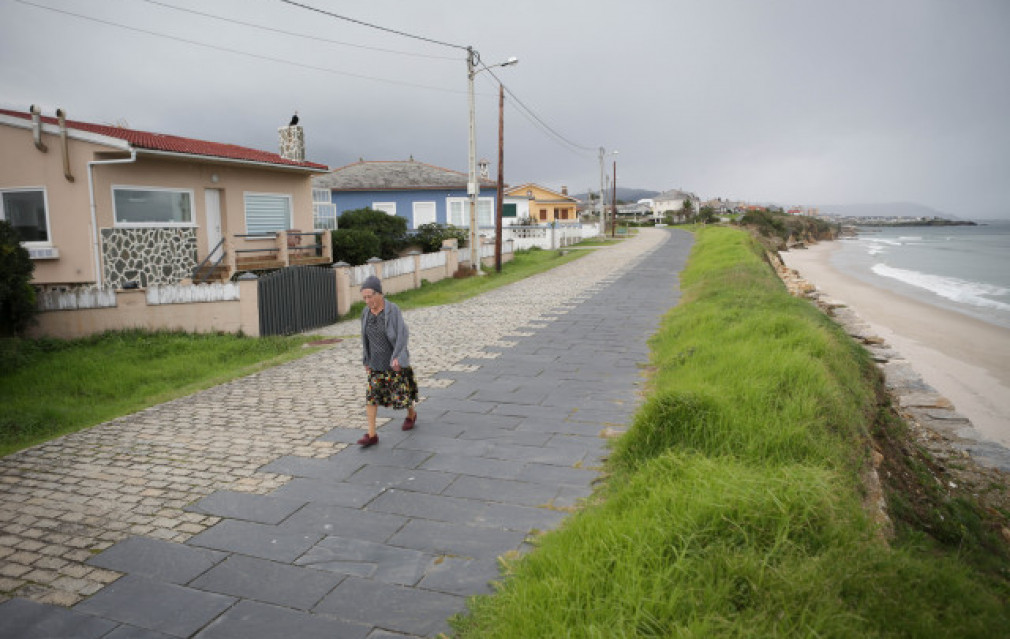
[278,124,305,162]
[561,185,568,196]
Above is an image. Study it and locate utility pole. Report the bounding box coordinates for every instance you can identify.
[598,147,605,237]
[466,46,481,275]
[495,82,504,273]
[611,160,617,238]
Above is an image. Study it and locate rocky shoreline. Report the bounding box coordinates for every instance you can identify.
[772,251,1010,521]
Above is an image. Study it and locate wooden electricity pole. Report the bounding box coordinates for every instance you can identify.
[495,83,504,273]
[611,160,617,238]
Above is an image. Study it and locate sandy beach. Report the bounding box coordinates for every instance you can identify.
[781,241,1010,448]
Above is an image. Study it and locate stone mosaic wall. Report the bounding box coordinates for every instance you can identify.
[101,227,198,288]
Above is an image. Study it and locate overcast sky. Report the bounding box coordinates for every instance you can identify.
[3,0,1009,219]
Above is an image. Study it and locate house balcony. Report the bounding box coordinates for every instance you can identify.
[192,229,333,284]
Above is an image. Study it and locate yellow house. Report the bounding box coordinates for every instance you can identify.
[0,106,329,292]
[504,183,579,224]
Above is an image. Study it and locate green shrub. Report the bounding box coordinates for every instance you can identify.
[412,222,468,253]
[331,228,381,266]
[0,219,37,336]
[337,207,407,259]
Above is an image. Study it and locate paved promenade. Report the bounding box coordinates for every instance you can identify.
[0,228,693,638]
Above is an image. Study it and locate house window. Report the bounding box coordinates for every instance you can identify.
[412,201,436,228]
[372,202,396,216]
[446,197,494,228]
[244,192,292,235]
[1,188,50,243]
[312,189,337,230]
[502,203,517,218]
[539,209,547,221]
[113,186,193,226]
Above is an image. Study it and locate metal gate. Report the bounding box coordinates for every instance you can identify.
[258,266,337,336]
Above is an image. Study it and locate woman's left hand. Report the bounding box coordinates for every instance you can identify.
[391,358,401,372]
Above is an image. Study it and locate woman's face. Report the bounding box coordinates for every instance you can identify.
[362,288,383,313]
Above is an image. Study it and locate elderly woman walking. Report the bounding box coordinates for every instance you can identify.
[357,275,418,447]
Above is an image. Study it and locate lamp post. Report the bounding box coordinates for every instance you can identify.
[467,48,517,274]
[597,147,617,236]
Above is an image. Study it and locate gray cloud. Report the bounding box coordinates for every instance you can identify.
[3,0,1008,218]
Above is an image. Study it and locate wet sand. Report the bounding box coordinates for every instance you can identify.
[781,241,1010,447]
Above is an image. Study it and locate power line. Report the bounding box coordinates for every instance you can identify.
[277,0,468,52]
[137,0,458,60]
[14,0,466,95]
[480,66,596,157]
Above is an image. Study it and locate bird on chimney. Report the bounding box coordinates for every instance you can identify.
[288,111,299,126]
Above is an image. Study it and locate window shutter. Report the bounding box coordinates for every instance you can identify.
[245,194,291,235]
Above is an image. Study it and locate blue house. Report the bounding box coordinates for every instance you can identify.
[312,158,499,231]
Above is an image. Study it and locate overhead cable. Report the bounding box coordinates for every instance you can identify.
[138,0,458,60]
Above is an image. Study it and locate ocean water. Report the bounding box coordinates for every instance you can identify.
[830,220,1010,330]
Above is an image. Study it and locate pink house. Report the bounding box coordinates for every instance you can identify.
[0,106,330,293]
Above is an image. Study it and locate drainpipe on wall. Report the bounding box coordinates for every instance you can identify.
[30,104,47,152]
[56,109,74,182]
[88,150,137,291]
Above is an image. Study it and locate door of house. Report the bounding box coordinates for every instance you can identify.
[205,189,223,260]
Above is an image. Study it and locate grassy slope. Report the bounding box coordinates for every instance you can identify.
[453,227,1010,638]
[0,331,313,457]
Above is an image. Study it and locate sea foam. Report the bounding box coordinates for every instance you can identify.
[871,263,1010,311]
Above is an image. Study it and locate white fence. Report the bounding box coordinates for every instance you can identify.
[419,251,446,270]
[147,283,240,305]
[501,223,598,251]
[383,255,416,279]
[37,288,117,311]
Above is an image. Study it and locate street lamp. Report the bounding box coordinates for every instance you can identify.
[467,48,517,274]
[598,148,618,236]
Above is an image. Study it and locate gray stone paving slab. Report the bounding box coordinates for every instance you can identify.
[0,597,117,639]
[104,625,177,639]
[266,477,385,507]
[279,504,407,541]
[185,490,307,525]
[419,453,522,480]
[350,447,433,469]
[189,554,344,610]
[393,433,493,457]
[483,441,589,466]
[186,520,322,562]
[296,536,433,586]
[257,455,364,481]
[193,600,370,639]
[474,501,567,532]
[87,536,227,585]
[417,556,500,596]
[457,427,551,446]
[521,462,603,486]
[343,464,457,495]
[442,475,561,507]
[367,489,484,525]
[313,577,462,637]
[74,575,235,638]
[386,519,525,557]
[436,412,522,429]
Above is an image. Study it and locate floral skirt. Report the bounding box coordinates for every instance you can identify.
[366,367,418,409]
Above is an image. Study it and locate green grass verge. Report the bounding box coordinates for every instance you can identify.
[452,226,1010,637]
[0,330,316,457]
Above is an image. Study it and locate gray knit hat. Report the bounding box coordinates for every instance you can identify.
[360,275,382,294]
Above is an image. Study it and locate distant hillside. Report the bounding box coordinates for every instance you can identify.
[571,187,660,203]
[818,202,957,220]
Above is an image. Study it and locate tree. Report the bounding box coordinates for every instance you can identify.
[0,220,37,336]
[681,199,696,223]
[331,228,381,266]
[337,207,407,260]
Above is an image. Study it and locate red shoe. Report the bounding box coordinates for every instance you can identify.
[357,433,378,447]
[402,414,417,431]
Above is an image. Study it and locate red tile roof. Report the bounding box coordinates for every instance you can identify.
[0,108,328,171]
